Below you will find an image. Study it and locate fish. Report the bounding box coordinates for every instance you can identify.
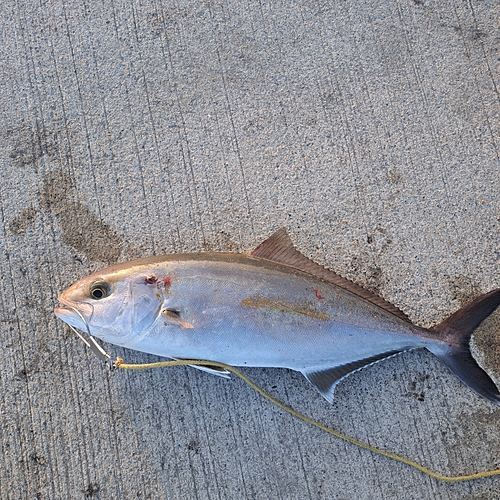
[54,228,500,405]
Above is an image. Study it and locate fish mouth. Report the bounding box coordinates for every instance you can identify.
[54,306,88,330]
[54,292,94,323]
[54,302,110,362]
[54,296,93,328]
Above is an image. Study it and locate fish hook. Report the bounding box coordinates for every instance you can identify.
[67,306,111,364]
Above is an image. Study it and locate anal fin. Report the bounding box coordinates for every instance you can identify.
[302,350,408,403]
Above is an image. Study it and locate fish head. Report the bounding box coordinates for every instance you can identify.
[54,265,164,344]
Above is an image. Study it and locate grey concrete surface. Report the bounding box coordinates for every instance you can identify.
[1,0,500,498]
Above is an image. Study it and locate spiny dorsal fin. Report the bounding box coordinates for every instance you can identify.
[250,228,411,323]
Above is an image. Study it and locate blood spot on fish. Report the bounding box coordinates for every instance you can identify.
[145,275,158,285]
[162,277,172,288]
[313,289,324,300]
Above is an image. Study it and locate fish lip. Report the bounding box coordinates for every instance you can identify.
[53,305,71,316]
[54,295,79,320]
[55,293,93,314]
[54,297,94,330]
[56,292,74,308]
[53,304,77,318]
[54,305,87,330]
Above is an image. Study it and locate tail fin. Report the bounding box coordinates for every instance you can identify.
[431,288,500,406]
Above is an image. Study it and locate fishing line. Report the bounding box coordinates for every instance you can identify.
[113,357,500,483]
[67,307,110,362]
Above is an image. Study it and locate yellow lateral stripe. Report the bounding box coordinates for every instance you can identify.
[240,296,330,321]
[114,357,500,482]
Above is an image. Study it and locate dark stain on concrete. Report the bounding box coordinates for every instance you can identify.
[83,482,100,498]
[40,170,75,210]
[3,122,61,169]
[405,373,430,402]
[9,207,38,234]
[445,275,481,307]
[366,227,392,253]
[41,169,122,264]
[14,368,28,381]
[187,440,201,454]
[387,168,403,185]
[471,29,487,42]
[203,231,240,252]
[443,407,500,470]
[2,122,113,267]
[363,263,384,294]
[349,253,385,295]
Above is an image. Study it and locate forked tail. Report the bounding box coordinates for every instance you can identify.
[430,288,500,406]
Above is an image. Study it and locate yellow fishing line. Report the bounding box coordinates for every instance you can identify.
[114,357,500,482]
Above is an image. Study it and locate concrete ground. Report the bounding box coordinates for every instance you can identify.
[1,0,500,498]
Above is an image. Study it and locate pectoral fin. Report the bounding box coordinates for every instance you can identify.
[301,350,408,403]
[176,359,231,378]
[166,356,231,378]
[188,363,231,378]
[161,309,194,329]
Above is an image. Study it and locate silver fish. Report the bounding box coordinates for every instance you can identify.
[54,228,500,405]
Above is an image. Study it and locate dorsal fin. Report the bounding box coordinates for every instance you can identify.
[250,228,411,323]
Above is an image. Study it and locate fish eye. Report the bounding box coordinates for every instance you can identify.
[89,281,110,300]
